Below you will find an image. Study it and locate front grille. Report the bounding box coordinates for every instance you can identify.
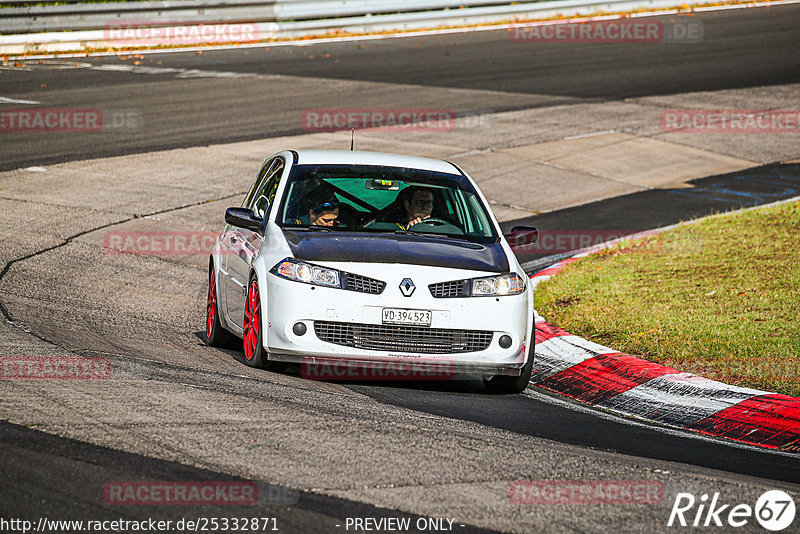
[343,273,386,294]
[429,279,469,298]
[314,321,493,354]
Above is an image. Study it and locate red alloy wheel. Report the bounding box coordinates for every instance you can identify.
[243,280,261,361]
[206,271,217,339]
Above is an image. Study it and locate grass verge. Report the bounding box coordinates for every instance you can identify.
[534,200,800,397]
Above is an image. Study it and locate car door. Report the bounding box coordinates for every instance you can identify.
[219,157,275,328]
[224,157,285,328]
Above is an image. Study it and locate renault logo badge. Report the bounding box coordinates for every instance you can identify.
[399,278,415,297]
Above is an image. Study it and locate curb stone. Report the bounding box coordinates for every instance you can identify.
[528,198,800,451]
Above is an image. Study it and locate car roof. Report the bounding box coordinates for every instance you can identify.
[292,150,462,175]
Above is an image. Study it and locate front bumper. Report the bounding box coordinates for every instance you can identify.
[263,264,532,376]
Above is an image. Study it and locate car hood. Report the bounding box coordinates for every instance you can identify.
[282,230,509,273]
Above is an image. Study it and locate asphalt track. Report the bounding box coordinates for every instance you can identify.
[1,4,799,171]
[1,4,800,532]
[2,422,494,533]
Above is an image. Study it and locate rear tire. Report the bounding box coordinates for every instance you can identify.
[206,266,234,347]
[483,327,535,395]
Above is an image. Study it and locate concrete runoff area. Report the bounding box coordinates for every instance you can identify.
[1,80,799,531]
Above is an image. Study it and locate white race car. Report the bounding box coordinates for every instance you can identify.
[206,150,538,393]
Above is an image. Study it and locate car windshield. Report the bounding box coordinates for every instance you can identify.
[276,164,499,243]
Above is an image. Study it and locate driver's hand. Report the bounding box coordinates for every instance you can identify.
[406,216,429,228]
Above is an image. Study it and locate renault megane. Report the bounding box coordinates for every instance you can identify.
[205,150,538,393]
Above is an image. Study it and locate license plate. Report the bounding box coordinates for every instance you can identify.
[382,308,432,326]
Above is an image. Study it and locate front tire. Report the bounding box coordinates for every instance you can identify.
[483,329,535,395]
[243,277,267,368]
[242,276,287,372]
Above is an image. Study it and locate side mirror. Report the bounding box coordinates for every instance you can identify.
[504,226,538,249]
[225,207,263,233]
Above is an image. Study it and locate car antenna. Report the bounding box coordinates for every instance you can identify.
[350,128,354,151]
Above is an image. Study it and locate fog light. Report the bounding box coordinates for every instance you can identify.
[293,322,307,336]
[499,335,512,349]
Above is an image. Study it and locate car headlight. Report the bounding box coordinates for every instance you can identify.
[271,258,340,288]
[471,273,526,296]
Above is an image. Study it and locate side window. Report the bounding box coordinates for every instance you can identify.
[465,194,491,236]
[442,189,466,230]
[242,158,277,209]
[251,159,285,218]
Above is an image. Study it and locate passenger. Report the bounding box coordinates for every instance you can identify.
[295,196,340,227]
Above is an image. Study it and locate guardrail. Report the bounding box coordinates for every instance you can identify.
[1,0,520,34]
[0,0,714,55]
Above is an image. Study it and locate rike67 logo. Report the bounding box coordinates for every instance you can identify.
[668,490,795,531]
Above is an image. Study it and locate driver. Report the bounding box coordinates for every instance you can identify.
[398,186,434,229]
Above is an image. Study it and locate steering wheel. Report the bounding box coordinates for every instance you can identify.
[410,217,450,227]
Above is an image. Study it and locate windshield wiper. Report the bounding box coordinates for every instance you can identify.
[393,230,472,243]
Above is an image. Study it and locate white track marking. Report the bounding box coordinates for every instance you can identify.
[0,96,40,104]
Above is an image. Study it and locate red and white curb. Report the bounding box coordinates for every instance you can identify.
[528,224,800,452]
